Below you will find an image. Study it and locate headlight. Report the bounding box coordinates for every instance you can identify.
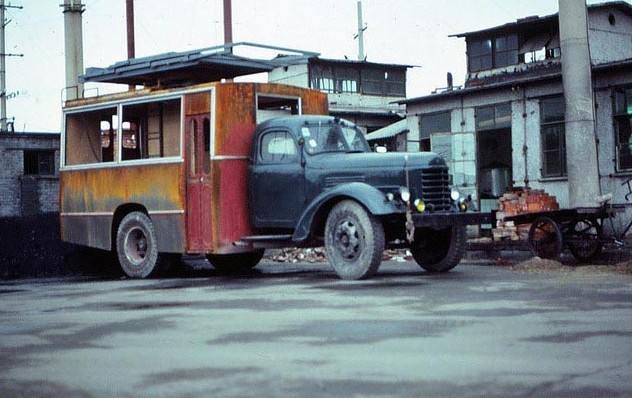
[414,199,426,213]
[385,192,395,202]
[399,187,411,202]
[450,189,460,201]
[458,198,468,212]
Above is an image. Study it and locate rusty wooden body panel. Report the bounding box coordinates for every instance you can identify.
[60,162,186,252]
[60,82,327,255]
[209,83,328,253]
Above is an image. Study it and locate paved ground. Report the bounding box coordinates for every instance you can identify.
[1,259,632,398]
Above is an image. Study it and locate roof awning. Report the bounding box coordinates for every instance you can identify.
[365,119,408,141]
[81,42,319,87]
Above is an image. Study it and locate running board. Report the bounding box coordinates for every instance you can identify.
[234,234,293,249]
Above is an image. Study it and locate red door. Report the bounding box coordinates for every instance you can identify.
[186,115,213,252]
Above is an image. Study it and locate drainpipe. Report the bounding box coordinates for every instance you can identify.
[558,0,600,207]
[62,0,84,100]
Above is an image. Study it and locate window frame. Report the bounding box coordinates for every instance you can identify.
[467,33,519,73]
[475,102,512,131]
[539,96,567,178]
[613,86,632,172]
[258,129,299,164]
[23,150,56,176]
[420,111,451,152]
[60,89,198,171]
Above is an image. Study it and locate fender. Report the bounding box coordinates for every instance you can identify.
[291,182,404,242]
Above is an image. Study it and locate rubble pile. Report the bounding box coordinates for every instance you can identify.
[494,188,560,241]
[265,248,327,263]
[264,248,414,263]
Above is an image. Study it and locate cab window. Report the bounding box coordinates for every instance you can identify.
[260,131,298,164]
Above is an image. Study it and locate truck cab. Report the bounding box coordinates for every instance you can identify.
[242,115,471,279]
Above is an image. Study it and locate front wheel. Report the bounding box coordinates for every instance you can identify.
[206,250,265,273]
[410,225,466,273]
[324,200,385,280]
[116,211,160,278]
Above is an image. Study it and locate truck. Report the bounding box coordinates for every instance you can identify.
[60,81,492,280]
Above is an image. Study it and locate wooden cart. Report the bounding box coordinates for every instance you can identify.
[504,206,625,262]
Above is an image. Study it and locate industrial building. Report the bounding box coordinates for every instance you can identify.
[0,132,60,217]
[377,1,632,218]
[268,57,410,133]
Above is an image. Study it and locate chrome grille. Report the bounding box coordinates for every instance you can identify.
[421,167,451,212]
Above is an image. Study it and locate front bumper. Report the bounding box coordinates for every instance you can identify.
[412,211,496,229]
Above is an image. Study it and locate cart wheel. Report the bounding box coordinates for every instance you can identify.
[528,216,563,260]
[567,218,602,263]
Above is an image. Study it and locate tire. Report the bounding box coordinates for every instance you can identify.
[115,211,161,278]
[324,200,385,280]
[206,250,265,273]
[410,225,466,273]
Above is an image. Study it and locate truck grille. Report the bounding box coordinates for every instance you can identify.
[421,167,452,212]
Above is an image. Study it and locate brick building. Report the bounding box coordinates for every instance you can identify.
[0,132,60,217]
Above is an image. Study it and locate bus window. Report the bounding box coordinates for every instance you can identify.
[65,107,117,166]
[121,98,181,161]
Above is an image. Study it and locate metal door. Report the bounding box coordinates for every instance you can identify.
[186,115,213,252]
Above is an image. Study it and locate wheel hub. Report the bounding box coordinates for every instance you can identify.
[334,220,361,260]
[125,227,148,266]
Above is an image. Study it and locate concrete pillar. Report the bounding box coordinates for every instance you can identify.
[558,0,600,208]
[62,0,84,100]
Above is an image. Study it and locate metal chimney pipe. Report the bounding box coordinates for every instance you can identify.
[126,0,135,91]
[558,0,600,207]
[62,0,84,100]
[223,0,232,45]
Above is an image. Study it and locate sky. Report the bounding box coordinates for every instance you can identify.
[3,0,622,132]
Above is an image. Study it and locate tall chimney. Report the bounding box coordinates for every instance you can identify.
[356,1,365,61]
[62,0,84,100]
[558,0,600,207]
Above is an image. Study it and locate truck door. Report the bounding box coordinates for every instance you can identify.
[186,115,213,252]
[251,129,305,229]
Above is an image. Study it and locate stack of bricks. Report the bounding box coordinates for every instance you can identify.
[493,188,560,241]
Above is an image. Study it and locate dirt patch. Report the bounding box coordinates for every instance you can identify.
[511,256,632,275]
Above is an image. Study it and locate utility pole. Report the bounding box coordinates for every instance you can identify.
[354,0,366,61]
[126,0,135,91]
[0,0,23,132]
[62,0,84,101]
[558,0,601,207]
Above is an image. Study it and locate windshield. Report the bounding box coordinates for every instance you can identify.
[301,123,370,154]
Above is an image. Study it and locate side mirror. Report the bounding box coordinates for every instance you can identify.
[375,146,387,153]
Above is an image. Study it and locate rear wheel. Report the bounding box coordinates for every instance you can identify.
[411,225,466,273]
[528,217,563,260]
[567,218,602,263]
[324,200,385,280]
[116,211,161,278]
[206,250,265,273]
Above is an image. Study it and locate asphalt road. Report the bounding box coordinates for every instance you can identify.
[1,259,632,398]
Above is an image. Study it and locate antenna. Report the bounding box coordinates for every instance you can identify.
[353,1,367,61]
[0,0,23,132]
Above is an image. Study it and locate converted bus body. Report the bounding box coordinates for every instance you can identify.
[60,82,328,257]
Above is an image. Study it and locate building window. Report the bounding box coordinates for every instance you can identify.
[476,102,512,130]
[467,34,518,72]
[420,112,451,151]
[494,35,519,68]
[614,87,632,171]
[540,96,566,178]
[468,39,493,72]
[24,150,55,176]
